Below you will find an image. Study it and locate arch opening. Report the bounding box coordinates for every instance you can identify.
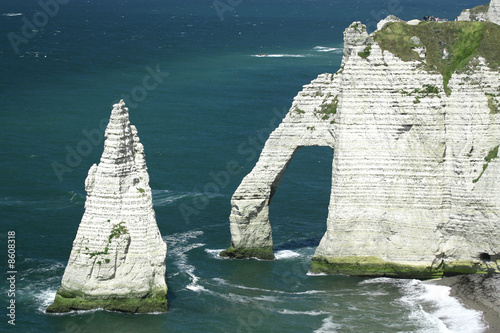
[269,146,333,253]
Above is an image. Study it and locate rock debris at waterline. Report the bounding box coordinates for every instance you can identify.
[47,100,167,313]
[222,4,500,279]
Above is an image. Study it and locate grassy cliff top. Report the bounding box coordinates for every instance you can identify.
[469,3,490,16]
[374,21,500,94]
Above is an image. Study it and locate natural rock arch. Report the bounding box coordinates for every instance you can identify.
[221,18,500,279]
[220,72,338,260]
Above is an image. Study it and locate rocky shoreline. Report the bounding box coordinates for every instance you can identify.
[433,274,500,332]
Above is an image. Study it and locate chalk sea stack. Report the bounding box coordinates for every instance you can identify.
[47,100,167,313]
[222,2,500,279]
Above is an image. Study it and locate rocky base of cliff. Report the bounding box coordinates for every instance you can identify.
[434,274,500,332]
[310,256,443,279]
[310,255,496,280]
[46,288,167,314]
[220,246,274,260]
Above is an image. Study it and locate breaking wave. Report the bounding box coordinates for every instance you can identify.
[251,54,309,58]
[163,230,206,292]
[360,278,488,333]
[313,46,343,53]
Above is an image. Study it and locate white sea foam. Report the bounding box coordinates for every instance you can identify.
[306,271,327,276]
[361,278,488,333]
[314,316,342,333]
[212,277,324,297]
[152,190,224,207]
[36,289,57,313]
[279,309,330,316]
[313,46,343,53]
[292,290,326,295]
[205,248,225,259]
[359,277,395,285]
[23,261,65,275]
[275,249,301,259]
[254,295,281,302]
[3,13,23,17]
[358,290,390,297]
[186,283,209,292]
[163,231,206,292]
[251,54,308,58]
[152,189,185,206]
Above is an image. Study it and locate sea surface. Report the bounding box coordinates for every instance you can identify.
[0,0,491,332]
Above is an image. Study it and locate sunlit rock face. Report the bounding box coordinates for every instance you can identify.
[222,16,500,279]
[457,0,499,24]
[47,100,167,313]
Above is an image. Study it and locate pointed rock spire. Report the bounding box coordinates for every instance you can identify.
[47,100,167,313]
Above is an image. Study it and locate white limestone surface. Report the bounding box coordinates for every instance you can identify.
[457,0,499,24]
[223,17,500,277]
[489,0,500,24]
[48,100,167,312]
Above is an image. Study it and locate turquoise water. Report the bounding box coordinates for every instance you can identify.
[0,0,490,332]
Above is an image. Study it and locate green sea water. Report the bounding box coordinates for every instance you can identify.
[0,0,491,332]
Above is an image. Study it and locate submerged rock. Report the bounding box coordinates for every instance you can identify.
[47,100,167,313]
[222,6,500,279]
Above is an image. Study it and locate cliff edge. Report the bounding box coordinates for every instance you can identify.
[222,3,500,279]
[457,0,500,25]
[47,100,167,313]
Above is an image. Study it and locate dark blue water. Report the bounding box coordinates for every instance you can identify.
[0,0,489,332]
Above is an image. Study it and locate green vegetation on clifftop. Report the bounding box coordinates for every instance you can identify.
[468,3,490,20]
[374,21,500,95]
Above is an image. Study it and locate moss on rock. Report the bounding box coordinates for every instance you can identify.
[311,255,444,279]
[473,144,499,183]
[443,260,496,275]
[220,246,274,260]
[310,256,497,279]
[310,256,438,278]
[46,288,167,313]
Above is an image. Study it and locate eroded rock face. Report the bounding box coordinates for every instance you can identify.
[47,100,167,313]
[222,17,500,278]
[489,0,500,24]
[457,0,499,24]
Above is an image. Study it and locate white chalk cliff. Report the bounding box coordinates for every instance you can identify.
[491,0,500,24]
[457,0,500,24]
[47,100,167,313]
[222,4,500,278]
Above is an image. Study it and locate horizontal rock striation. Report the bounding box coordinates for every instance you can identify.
[491,0,500,24]
[47,100,167,313]
[222,13,500,278]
